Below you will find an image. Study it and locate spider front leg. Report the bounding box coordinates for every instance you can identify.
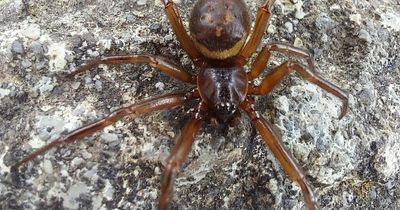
[247,42,317,80]
[158,103,206,210]
[11,91,199,171]
[160,0,203,66]
[249,61,348,119]
[241,99,318,210]
[237,0,276,65]
[70,55,196,84]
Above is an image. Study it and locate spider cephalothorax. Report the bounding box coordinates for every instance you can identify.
[12,0,348,210]
[197,66,248,123]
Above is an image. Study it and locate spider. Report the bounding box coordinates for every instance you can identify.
[11,0,348,209]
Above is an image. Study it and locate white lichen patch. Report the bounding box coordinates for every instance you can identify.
[101,132,119,143]
[42,159,53,174]
[294,1,306,19]
[30,101,97,149]
[381,12,400,31]
[103,179,115,201]
[47,42,71,72]
[0,88,11,99]
[21,23,41,40]
[47,182,66,203]
[63,181,91,209]
[349,14,362,25]
[26,132,46,149]
[375,134,400,180]
[387,84,400,116]
[33,76,56,95]
[0,146,10,173]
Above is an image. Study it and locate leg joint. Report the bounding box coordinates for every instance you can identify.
[261,0,276,11]
[165,158,180,174]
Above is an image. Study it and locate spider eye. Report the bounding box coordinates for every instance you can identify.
[214,102,237,123]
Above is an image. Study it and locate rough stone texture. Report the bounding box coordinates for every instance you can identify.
[0,0,399,209]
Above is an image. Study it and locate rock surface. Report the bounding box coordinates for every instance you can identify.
[0,0,399,209]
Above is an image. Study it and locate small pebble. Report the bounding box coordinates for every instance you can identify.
[84,76,92,85]
[36,76,55,94]
[284,21,294,33]
[155,82,165,90]
[315,13,336,31]
[101,133,119,142]
[43,159,53,174]
[11,40,24,55]
[358,29,372,43]
[349,13,362,25]
[82,33,96,46]
[95,80,103,91]
[0,88,11,99]
[294,1,306,19]
[22,24,41,40]
[81,150,93,159]
[137,0,147,6]
[47,43,68,72]
[71,157,85,169]
[71,82,81,90]
[30,41,45,56]
[126,14,135,23]
[358,88,375,105]
[267,24,276,34]
[21,59,32,68]
[276,96,290,113]
[149,23,162,33]
[312,48,323,58]
[293,37,304,47]
[330,4,341,10]
[321,34,329,42]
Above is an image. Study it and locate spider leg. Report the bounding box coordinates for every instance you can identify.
[237,0,276,65]
[160,0,203,66]
[249,61,348,119]
[240,99,319,210]
[158,103,206,210]
[70,55,196,84]
[11,90,199,171]
[247,42,317,80]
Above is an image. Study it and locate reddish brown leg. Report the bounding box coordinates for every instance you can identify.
[160,0,203,66]
[247,42,316,80]
[237,0,276,65]
[11,91,199,171]
[71,55,196,84]
[249,61,348,119]
[241,99,318,210]
[158,107,205,210]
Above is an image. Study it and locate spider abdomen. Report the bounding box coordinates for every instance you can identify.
[197,66,248,122]
[189,0,250,60]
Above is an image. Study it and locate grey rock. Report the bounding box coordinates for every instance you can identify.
[1,0,399,210]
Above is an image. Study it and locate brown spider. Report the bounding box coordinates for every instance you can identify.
[11,0,348,209]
